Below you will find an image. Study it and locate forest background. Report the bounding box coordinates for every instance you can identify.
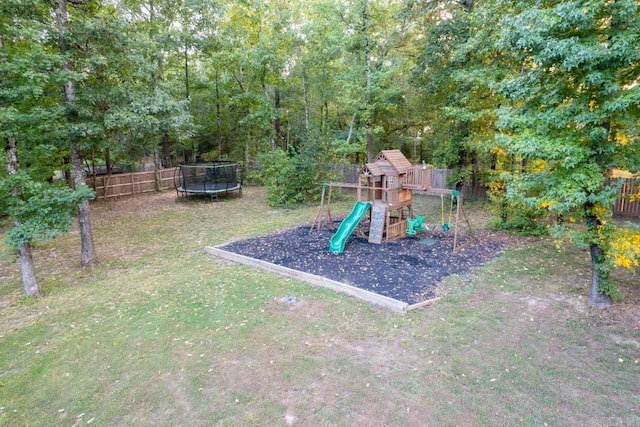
[1,0,639,305]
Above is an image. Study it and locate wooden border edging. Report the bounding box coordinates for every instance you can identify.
[204,246,409,313]
[406,296,442,311]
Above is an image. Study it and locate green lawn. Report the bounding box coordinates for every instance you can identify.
[1,188,638,426]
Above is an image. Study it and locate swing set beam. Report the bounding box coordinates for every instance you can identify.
[415,188,477,254]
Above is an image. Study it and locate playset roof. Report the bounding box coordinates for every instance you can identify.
[359,149,413,177]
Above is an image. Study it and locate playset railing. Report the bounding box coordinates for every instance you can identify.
[386,219,408,240]
[403,166,432,190]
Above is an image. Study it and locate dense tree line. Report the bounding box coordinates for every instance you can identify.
[1,0,639,305]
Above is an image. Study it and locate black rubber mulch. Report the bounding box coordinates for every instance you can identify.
[221,221,512,305]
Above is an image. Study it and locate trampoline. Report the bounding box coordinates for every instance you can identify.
[174,161,243,201]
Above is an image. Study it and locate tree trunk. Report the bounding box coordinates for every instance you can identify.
[105,148,112,174]
[585,211,612,308]
[5,135,41,297]
[90,148,96,176]
[366,133,374,163]
[64,156,74,189]
[300,57,310,142]
[588,243,612,308]
[19,242,40,297]
[215,70,222,158]
[245,128,250,175]
[274,86,281,148]
[153,146,161,191]
[55,0,97,268]
[261,76,276,151]
[362,0,374,162]
[72,146,97,267]
[184,40,189,100]
[324,101,329,136]
[346,111,357,145]
[162,132,171,168]
[455,121,470,190]
[5,135,18,174]
[459,0,474,13]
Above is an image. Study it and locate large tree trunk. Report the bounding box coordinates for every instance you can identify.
[5,136,41,297]
[71,146,97,267]
[588,243,612,308]
[55,0,97,268]
[18,243,39,297]
[585,210,612,308]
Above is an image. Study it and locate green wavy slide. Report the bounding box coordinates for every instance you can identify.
[329,201,372,254]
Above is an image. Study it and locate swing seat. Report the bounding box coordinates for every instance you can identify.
[442,223,450,232]
[414,215,427,232]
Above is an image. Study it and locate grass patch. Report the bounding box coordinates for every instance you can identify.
[1,187,638,426]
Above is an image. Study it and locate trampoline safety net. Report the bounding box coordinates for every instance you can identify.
[174,161,243,199]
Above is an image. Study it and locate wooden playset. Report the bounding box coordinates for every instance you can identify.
[311,150,474,253]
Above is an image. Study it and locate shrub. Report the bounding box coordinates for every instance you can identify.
[487,176,548,236]
[260,144,334,207]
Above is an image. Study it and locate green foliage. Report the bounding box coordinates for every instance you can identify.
[260,143,334,207]
[485,173,547,235]
[495,0,640,298]
[0,173,94,247]
[412,0,505,180]
[445,167,470,190]
[489,207,549,236]
[331,137,365,159]
[3,0,639,302]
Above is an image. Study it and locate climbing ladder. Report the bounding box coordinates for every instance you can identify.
[368,204,386,244]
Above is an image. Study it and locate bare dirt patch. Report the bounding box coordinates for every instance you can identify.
[262,296,328,319]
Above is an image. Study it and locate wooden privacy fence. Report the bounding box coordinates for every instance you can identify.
[87,165,639,217]
[612,178,640,217]
[86,168,177,199]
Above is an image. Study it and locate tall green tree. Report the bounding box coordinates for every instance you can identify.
[410,0,510,190]
[496,0,640,307]
[53,0,98,267]
[1,0,93,295]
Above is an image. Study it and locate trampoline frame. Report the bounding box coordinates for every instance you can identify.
[174,161,243,201]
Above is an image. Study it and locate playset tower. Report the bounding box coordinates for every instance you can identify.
[312,149,473,254]
[357,150,430,243]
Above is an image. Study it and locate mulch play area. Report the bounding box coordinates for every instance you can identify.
[220,221,512,306]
